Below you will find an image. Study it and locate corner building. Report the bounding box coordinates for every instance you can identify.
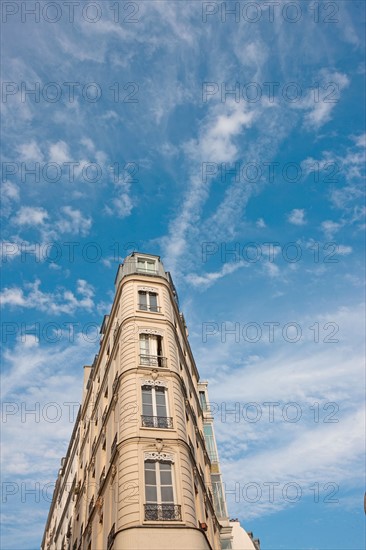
[42,253,258,550]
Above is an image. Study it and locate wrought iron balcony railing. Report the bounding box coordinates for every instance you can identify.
[141,415,173,429]
[138,303,161,313]
[136,268,159,275]
[139,354,167,367]
[144,504,181,521]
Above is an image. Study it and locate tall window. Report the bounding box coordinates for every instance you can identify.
[203,424,218,462]
[211,474,227,518]
[138,291,159,312]
[139,334,165,367]
[141,385,172,428]
[137,258,156,274]
[199,391,208,412]
[144,460,181,520]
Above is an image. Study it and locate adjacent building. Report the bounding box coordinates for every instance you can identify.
[41,253,259,550]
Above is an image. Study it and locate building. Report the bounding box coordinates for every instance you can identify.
[41,253,259,550]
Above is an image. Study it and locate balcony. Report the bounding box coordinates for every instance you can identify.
[144,504,181,521]
[141,415,173,429]
[136,267,159,276]
[107,523,115,550]
[139,354,167,368]
[138,303,161,313]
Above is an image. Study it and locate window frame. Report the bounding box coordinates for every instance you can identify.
[141,385,169,419]
[139,333,164,367]
[138,290,159,312]
[144,460,176,506]
[137,257,157,274]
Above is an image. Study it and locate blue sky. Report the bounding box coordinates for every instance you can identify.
[1,1,365,548]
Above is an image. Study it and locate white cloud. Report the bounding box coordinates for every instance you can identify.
[1,181,20,217]
[163,101,256,274]
[263,261,280,278]
[287,208,307,226]
[0,279,95,315]
[2,181,19,202]
[294,70,350,130]
[48,140,71,164]
[337,245,352,255]
[321,220,343,240]
[56,206,92,236]
[16,140,44,162]
[353,133,366,148]
[106,194,134,218]
[186,262,248,288]
[186,101,255,163]
[13,206,48,226]
[256,218,266,228]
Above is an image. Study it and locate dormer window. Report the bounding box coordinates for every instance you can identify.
[137,258,156,274]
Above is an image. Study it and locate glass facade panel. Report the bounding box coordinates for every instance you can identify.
[203,424,218,462]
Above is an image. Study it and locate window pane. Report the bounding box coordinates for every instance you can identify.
[140,334,150,353]
[143,404,154,416]
[149,293,158,311]
[139,291,147,310]
[199,391,207,411]
[160,471,172,485]
[155,389,166,405]
[160,486,174,503]
[159,462,171,470]
[145,461,157,502]
[142,388,153,416]
[145,485,157,502]
[145,470,156,485]
[203,424,218,462]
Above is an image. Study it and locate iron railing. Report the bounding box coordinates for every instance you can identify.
[144,504,181,521]
[136,268,158,275]
[138,303,161,312]
[141,415,173,429]
[139,354,167,367]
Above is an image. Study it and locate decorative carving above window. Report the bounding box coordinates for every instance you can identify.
[140,378,168,388]
[138,286,158,292]
[144,451,175,463]
[139,328,163,336]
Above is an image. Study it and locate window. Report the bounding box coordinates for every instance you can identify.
[139,334,166,367]
[137,258,156,274]
[211,474,227,518]
[203,424,218,462]
[141,385,172,428]
[199,391,208,412]
[144,460,181,520]
[138,291,159,312]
